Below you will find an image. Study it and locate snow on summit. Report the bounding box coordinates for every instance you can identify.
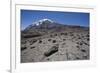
[32,18,54,26]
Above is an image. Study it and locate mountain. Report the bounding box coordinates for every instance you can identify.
[22,18,89,39]
[23,19,65,31]
[21,19,64,38]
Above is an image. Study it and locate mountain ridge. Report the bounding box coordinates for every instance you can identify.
[23,18,89,31]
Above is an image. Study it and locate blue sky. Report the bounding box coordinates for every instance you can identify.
[21,10,89,30]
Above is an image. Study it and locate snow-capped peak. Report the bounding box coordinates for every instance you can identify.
[32,18,54,26]
[39,19,53,23]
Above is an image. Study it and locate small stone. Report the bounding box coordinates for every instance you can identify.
[81,49,86,52]
[52,40,56,43]
[39,40,42,43]
[30,46,35,49]
[21,47,27,51]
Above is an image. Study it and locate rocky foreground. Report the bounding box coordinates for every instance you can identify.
[21,19,89,63]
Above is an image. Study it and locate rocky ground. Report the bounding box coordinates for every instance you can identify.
[21,26,89,63]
